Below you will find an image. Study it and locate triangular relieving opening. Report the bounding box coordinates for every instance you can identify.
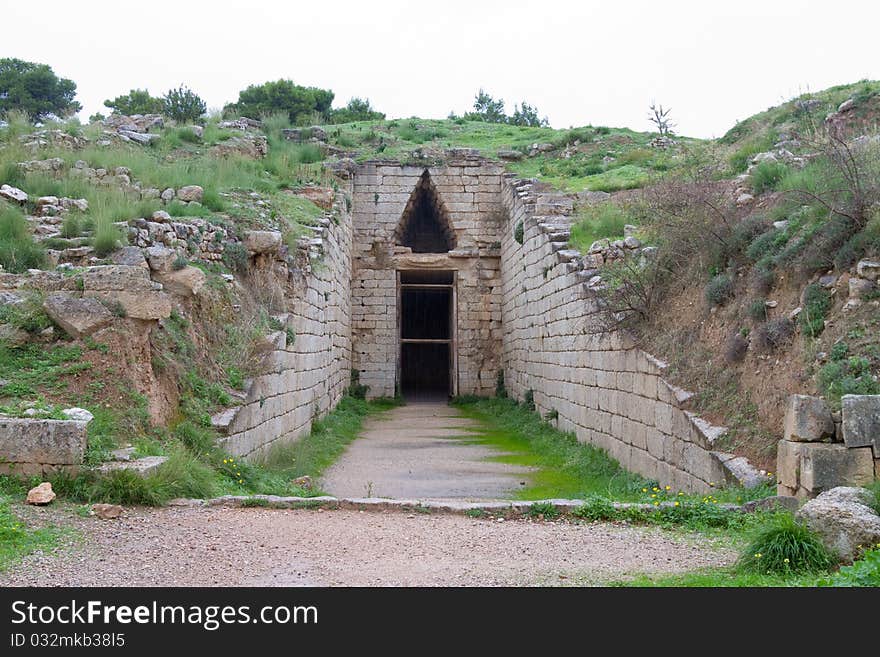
[394,171,456,253]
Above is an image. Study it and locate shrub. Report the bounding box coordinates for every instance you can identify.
[0,205,46,272]
[527,501,560,519]
[92,223,120,257]
[750,266,776,295]
[222,242,248,273]
[514,220,524,245]
[569,203,630,251]
[817,356,880,407]
[162,85,206,124]
[104,89,163,115]
[822,548,880,587]
[754,317,794,352]
[724,332,749,363]
[799,283,831,338]
[751,161,788,194]
[60,214,82,239]
[746,229,781,262]
[747,299,768,322]
[705,274,734,306]
[736,514,835,575]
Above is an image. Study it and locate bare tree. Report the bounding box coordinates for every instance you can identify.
[649,102,675,137]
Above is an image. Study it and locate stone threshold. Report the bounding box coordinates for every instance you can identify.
[167,494,771,517]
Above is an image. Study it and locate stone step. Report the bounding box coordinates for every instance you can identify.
[110,446,135,462]
[95,456,168,477]
[211,407,240,435]
[555,249,581,263]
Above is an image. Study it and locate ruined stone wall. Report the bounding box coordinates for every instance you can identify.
[350,157,505,398]
[500,177,757,493]
[219,191,353,457]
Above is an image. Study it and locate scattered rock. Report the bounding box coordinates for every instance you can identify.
[151,210,171,223]
[61,407,94,424]
[26,482,56,506]
[0,324,30,347]
[0,184,28,204]
[155,266,206,298]
[43,293,114,339]
[160,188,176,202]
[293,475,313,490]
[837,98,856,113]
[144,245,177,273]
[0,291,23,306]
[848,277,875,300]
[856,259,880,281]
[496,149,523,161]
[111,246,148,269]
[176,185,204,203]
[736,193,755,206]
[91,503,124,520]
[796,486,880,562]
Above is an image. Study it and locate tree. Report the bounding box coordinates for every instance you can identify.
[463,89,548,126]
[225,79,335,125]
[648,102,675,137]
[104,89,163,115]
[330,97,385,124]
[0,58,80,120]
[162,85,206,123]
[467,89,507,123]
[510,102,548,127]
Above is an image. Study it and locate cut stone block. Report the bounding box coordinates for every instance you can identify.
[783,395,835,442]
[43,293,113,339]
[840,394,880,456]
[95,456,168,477]
[0,418,88,465]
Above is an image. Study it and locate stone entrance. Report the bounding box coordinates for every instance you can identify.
[351,155,505,399]
[398,270,454,400]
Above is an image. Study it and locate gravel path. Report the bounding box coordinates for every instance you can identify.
[321,403,533,500]
[1,505,733,586]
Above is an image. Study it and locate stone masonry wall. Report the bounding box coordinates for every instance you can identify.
[500,176,759,493]
[351,156,505,398]
[219,189,353,457]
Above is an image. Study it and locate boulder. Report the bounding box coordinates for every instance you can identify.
[155,266,206,298]
[26,482,56,506]
[151,210,171,223]
[92,503,124,520]
[838,98,856,113]
[856,259,880,281]
[62,407,94,423]
[243,230,282,254]
[840,395,880,454]
[176,185,204,202]
[496,149,524,161]
[783,395,835,442]
[144,245,177,273]
[160,188,176,202]
[0,324,29,347]
[0,184,28,204]
[43,293,114,339]
[0,291,23,306]
[118,130,159,145]
[797,486,880,562]
[848,277,875,299]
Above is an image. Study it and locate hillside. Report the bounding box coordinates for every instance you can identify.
[0,78,878,490]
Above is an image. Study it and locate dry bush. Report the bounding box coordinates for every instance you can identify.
[724,332,749,363]
[754,317,795,352]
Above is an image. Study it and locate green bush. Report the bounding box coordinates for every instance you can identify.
[821,548,880,587]
[817,356,880,407]
[514,220,524,245]
[737,514,834,575]
[569,203,630,251]
[746,229,781,262]
[751,161,788,194]
[573,495,617,521]
[799,283,831,337]
[0,205,46,272]
[705,274,734,306]
[162,85,206,124]
[747,299,768,322]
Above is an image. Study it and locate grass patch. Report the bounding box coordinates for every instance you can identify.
[736,513,834,575]
[0,204,46,273]
[452,397,647,500]
[569,203,631,251]
[0,496,64,572]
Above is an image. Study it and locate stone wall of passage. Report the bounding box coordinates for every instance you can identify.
[219,190,353,458]
[350,156,505,398]
[500,176,760,493]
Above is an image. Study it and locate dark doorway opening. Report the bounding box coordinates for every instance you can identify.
[399,271,454,401]
[395,171,456,253]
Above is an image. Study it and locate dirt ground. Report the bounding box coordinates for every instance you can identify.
[0,504,733,587]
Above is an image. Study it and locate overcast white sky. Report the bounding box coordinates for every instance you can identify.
[2,0,878,138]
